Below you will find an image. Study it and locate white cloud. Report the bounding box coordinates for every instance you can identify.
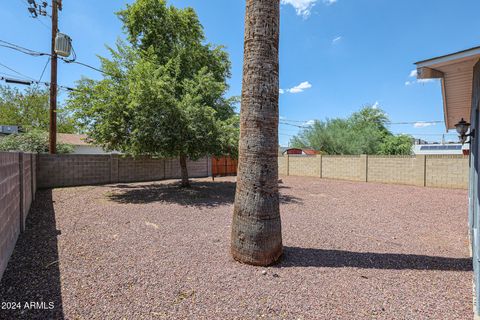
[281,0,317,17]
[281,0,337,17]
[332,36,342,44]
[372,101,380,109]
[303,120,315,126]
[413,122,436,128]
[324,0,337,5]
[409,69,418,78]
[284,81,312,94]
[279,89,285,94]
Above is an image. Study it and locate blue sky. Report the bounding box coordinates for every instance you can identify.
[1,0,479,146]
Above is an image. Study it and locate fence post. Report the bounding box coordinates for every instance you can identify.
[415,155,427,187]
[110,154,119,184]
[18,152,25,232]
[361,154,368,182]
[30,153,35,201]
[319,154,323,178]
[423,155,427,187]
[286,154,290,176]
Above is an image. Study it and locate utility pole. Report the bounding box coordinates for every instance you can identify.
[49,0,61,154]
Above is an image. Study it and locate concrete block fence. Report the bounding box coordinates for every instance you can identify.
[0,152,36,280]
[279,154,469,189]
[36,154,212,188]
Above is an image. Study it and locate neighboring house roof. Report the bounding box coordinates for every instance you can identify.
[57,133,91,146]
[415,46,480,129]
[283,148,320,155]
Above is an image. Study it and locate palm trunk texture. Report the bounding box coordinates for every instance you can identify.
[231,0,283,266]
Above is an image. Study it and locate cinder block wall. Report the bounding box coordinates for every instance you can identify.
[0,152,36,280]
[368,156,426,186]
[278,156,288,176]
[426,155,469,189]
[279,154,469,189]
[322,155,367,182]
[37,154,211,188]
[289,155,321,177]
[37,154,111,188]
[21,154,33,230]
[118,157,166,183]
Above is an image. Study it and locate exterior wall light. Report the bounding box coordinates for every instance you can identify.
[455,118,474,144]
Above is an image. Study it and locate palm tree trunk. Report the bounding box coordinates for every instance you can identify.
[179,154,190,188]
[231,0,282,266]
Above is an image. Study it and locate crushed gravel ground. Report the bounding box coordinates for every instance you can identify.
[0,176,472,319]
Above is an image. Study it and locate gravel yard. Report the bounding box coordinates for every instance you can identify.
[0,176,472,319]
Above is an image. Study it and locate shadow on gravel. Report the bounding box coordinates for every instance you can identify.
[107,180,302,207]
[0,190,64,320]
[276,246,472,271]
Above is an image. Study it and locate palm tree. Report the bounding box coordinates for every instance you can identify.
[231,0,283,266]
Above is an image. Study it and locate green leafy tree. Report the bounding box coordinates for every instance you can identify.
[379,134,413,155]
[0,86,78,133]
[67,0,238,187]
[0,129,73,154]
[350,106,389,134]
[291,105,398,155]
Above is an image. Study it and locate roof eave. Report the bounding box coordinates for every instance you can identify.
[415,46,480,68]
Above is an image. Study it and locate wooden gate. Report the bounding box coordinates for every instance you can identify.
[212,156,237,177]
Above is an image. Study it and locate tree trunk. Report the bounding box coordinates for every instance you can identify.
[179,155,190,188]
[231,0,282,266]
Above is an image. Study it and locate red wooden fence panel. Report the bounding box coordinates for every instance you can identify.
[212,156,238,177]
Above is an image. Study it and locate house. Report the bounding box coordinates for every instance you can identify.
[282,148,320,156]
[415,46,480,318]
[57,133,119,155]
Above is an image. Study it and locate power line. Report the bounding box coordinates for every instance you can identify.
[280,122,308,128]
[392,133,457,136]
[0,39,111,76]
[388,121,444,125]
[0,75,76,91]
[34,16,51,30]
[38,57,50,83]
[0,40,48,57]
[63,59,105,75]
[0,61,35,80]
[281,118,445,125]
[0,71,24,79]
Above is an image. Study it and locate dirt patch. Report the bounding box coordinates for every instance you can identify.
[0,176,472,319]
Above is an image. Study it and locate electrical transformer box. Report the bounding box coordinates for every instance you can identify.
[55,33,72,57]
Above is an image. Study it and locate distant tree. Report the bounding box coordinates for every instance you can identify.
[0,129,73,154]
[67,0,238,187]
[350,106,389,134]
[0,86,78,133]
[379,134,413,155]
[290,105,389,155]
[290,105,396,155]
